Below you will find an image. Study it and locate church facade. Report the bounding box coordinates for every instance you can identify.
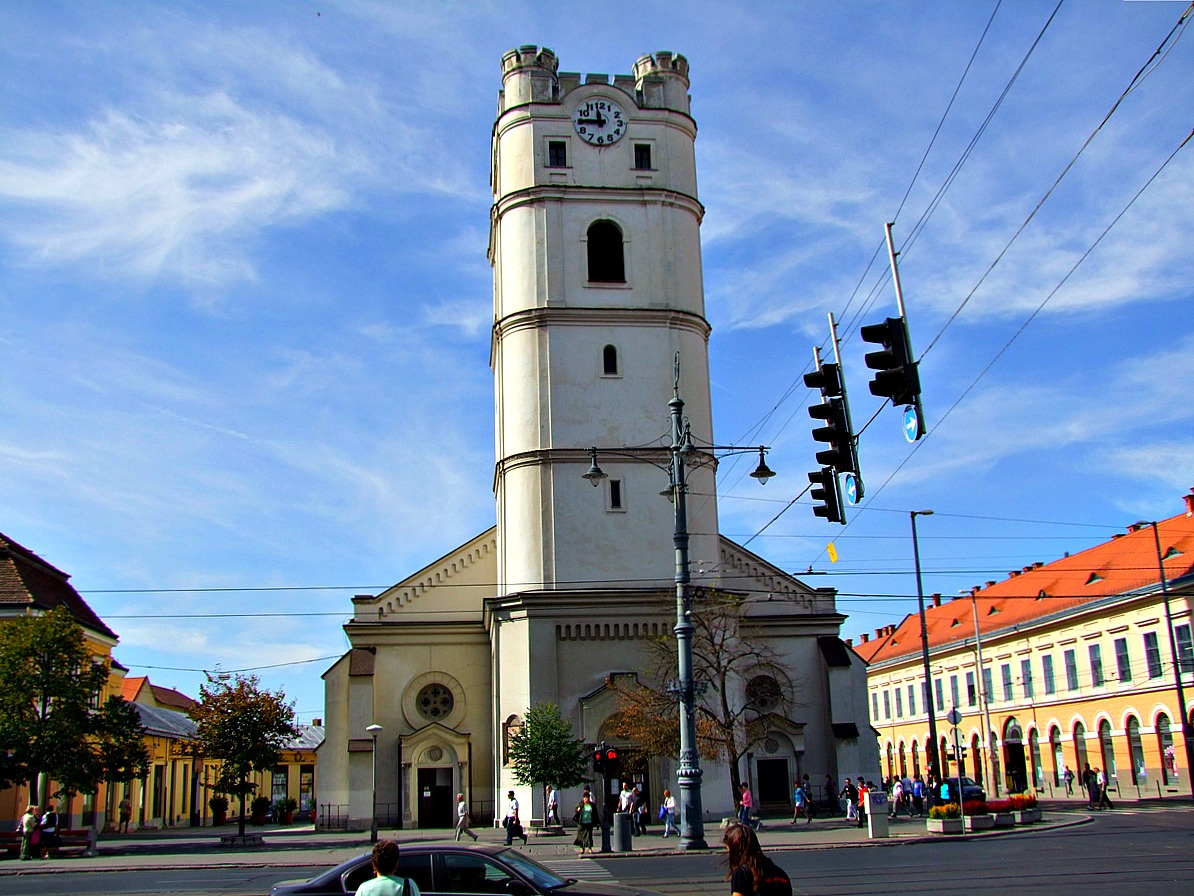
[318,47,876,831]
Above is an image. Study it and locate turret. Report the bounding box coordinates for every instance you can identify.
[499,45,558,111]
[633,51,690,113]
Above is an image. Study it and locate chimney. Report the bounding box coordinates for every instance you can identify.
[845,638,853,647]
[1127,522,1144,533]
[312,718,322,727]
[875,628,883,640]
[1185,489,1194,516]
[860,632,870,643]
[931,594,942,607]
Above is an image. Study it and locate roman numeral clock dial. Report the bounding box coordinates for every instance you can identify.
[572,99,625,145]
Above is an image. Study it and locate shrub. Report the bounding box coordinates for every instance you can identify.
[986,799,1014,813]
[1008,794,1037,810]
[251,796,273,816]
[275,797,298,813]
[929,802,960,819]
[963,799,988,815]
[209,795,229,813]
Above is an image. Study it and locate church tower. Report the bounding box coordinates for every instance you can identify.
[490,46,718,598]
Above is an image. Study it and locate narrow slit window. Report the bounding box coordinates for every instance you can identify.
[602,344,618,376]
[634,143,652,170]
[608,479,624,511]
[548,141,567,168]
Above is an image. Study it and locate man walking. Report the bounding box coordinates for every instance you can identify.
[455,794,478,842]
[504,791,527,845]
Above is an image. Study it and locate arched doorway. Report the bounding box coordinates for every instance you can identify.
[886,742,894,780]
[1073,721,1089,773]
[1028,728,1042,789]
[1157,713,1174,785]
[1050,726,1063,788]
[1098,719,1117,788]
[898,741,907,778]
[912,741,920,777]
[1003,718,1027,793]
[970,733,981,783]
[939,735,951,779]
[1127,716,1145,785]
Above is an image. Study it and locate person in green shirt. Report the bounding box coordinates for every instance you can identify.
[357,840,421,896]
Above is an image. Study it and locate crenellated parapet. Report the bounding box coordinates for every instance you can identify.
[498,46,690,114]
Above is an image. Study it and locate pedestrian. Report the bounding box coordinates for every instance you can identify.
[356,839,422,896]
[1062,766,1075,796]
[839,778,858,821]
[791,781,811,824]
[889,777,904,818]
[823,774,837,815]
[635,787,650,835]
[455,793,478,842]
[723,823,792,896]
[503,790,527,845]
[855,779,868,828]
[118,796,132,834]
[572,792,600,855]
[39,803,59,858]
[911,774,925,816]
[662,788,679,837]
[1095,769,1115,810]
[19,804,39,861]
[1083,765,1099,809]
[738,783,759,830]
[546,785,560,826]
[630,784,644,835]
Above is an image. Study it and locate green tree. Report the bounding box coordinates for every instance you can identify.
[507,702,590,820]
[0,606,145,817]
[189,672,298,837]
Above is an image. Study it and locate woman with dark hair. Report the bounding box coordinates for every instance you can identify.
[572,792,601,855]
[722,823,791,896]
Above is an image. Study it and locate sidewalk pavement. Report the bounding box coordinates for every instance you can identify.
[0,807,1094,877]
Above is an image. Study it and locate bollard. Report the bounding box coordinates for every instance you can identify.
[612,812,634,851]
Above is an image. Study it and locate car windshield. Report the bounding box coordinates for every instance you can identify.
[496,848,570,890]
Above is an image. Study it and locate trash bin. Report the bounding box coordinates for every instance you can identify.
[612,812,634,851]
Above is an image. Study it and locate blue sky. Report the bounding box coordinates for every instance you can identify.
[2,1,1192,724]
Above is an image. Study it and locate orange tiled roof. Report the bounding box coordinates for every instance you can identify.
[121,676,148,702]
[0,531,118,640]
[857,499,1194,667]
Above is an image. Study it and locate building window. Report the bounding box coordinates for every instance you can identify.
[966,671,977,707]
[1021,659,1034,699]
[745,675,782,713]
[602,344,619,376]
[934,678,944,712]
[416,683,455,721]
[1089,643,1105,687]
[587,220,625,282]
[1176,624,1194,674]
[1064,649,1079,691]
[272,769,289,804]
[982,668,994,704]
[949,675,960,710]
[633,143,652,170]
[548,140,567,167]
[883,690,891,719]
[1114,637,1132,682]
[1042,655,1056,695]
[872,692,879,720]
[908,684,916,716]
[1144,632,1163,679]
[1001,664,1013,702]
[607,478,624,511]
[895,687,904,718]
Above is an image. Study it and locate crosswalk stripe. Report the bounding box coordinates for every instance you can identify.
[541,858,615,881]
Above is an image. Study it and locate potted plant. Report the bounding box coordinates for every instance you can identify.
[926,802,962,834]
[251,796,273,826]
[209,795,229,826]
[986,799,1016,827]
[962,799,994,831]
[1010,793,1041,823]
[275,797,298,825]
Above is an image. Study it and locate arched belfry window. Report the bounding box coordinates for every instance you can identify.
[587,220,625,283]
[602,344,619,376]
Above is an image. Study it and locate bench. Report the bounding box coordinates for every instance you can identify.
[0,828,97,858]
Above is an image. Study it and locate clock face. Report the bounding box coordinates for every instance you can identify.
[572,98,626,145]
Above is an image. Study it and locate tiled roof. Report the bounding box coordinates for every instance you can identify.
[132,702,197,739]
[856,498,1194,667]
[285,725,325,751]
[0,531,117,640]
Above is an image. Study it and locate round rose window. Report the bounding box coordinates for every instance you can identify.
[417,684,454,721]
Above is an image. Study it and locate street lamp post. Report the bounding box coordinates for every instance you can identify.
[367,723,383,843]
[583,356,775,850]
[911,510,940,787]
[1146,522,1194,801]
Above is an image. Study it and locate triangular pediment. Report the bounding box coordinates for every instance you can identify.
[352,528,497,621]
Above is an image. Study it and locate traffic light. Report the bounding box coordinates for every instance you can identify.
[803,361,843,398]
[808,397,856,475]
[860,316,920,407]
[593,748,605,774]
[604,747,621,779]
[808,467,844,524]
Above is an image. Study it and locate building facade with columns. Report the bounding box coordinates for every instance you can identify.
[318,47,876,831]
[854,491,1194,802]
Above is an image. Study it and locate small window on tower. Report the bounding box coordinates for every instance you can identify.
[607,479,625,512]
[602,344,619,376]
[548,141,568,168]
[634,144,652,170]
[587,220,625,283]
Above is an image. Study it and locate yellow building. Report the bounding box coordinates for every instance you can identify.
[854,492,1194,802]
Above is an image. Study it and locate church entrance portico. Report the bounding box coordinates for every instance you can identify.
[402,724,472,830]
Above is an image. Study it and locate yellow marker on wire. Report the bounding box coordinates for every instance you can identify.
[827,542,838,563]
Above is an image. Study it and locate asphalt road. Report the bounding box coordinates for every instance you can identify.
[2,808,1190,896]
